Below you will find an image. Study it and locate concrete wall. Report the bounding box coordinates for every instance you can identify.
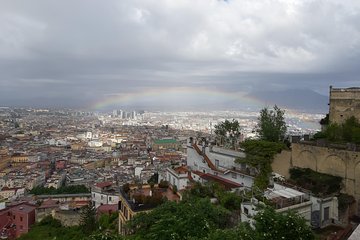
[206,150,235,169]
[277,201,312,225]
[52,210,81,227]
[186,146,209,173]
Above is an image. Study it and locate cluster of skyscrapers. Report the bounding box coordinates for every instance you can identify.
[112,110,138,120]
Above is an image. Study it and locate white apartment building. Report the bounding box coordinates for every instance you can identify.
[186,138,254,190]
[240,183,339,229]
[91,182,120,208]
[166,166,190,191]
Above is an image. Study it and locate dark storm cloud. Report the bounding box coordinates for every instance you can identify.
[0,0,360,108]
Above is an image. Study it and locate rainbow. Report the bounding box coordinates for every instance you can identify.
[89,87,266,111]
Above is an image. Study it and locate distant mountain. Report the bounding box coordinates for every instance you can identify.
[248,89,329,113]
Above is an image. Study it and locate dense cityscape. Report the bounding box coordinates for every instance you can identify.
[1,0,360,239]
[0,86,360,239]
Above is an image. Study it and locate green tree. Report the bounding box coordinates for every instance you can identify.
[80,204,98,233]
[214,119,241,149]
[87,232,124,240]
[256,105,287,142]
[207,207,314,240]
[237,140,285,190]
[98,212,119,233]
[147,173,159,184]
[206,224,255,240]
[126,198,230,240]
[217,191,242,211]
[253,207,314,240]
[18,216,86,240]
[29,185,90,195]
[182,182,242,211]
[314,116,360,144]
[342,116,360,143]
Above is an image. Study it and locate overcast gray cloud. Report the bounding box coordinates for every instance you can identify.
[0,0,359,110]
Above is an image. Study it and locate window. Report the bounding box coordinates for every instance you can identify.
[109,197,112,201]
[20,217,23,222]
[232,172,237,179]
[215,160,219,168]
[324,207,330,221]
[244,207,249,215]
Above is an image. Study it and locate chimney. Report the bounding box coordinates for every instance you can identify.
[202,140,206,155]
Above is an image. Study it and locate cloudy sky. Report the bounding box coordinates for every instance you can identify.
[0,0,359,110]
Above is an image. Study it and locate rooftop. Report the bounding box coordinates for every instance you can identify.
[193,171,242,189]
[36,193,91,199]
[173,165,189,175]
[11,203,36,214]
[95,181,113,188]
[97,204,118,213]
[120,185,179,212]
[154,139,177,144]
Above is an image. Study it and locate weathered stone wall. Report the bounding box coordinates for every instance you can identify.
[290,143,360,202]
[272,150,292,179]
[329,87,360,124]
[272,142,360,210]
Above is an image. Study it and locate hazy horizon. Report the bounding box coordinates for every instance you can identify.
[1,1,359,111]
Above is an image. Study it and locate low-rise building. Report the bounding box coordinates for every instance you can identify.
[0,203,36,238]
[91,182,119,208]
[187,138,254,190]
[0,187,25,201]
[36,193,91,207]
[166,166,190,191]
[240,183,339,229]
[118,184,180,235]
[152,139,180,151]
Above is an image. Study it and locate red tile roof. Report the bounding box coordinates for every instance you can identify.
[192,170,206,177]
[97,204,118,214]
[11,204,36,214]
[192,144,224,173]
[95,181,112,188]
[173,165,188,174]
[39,199,59,209]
